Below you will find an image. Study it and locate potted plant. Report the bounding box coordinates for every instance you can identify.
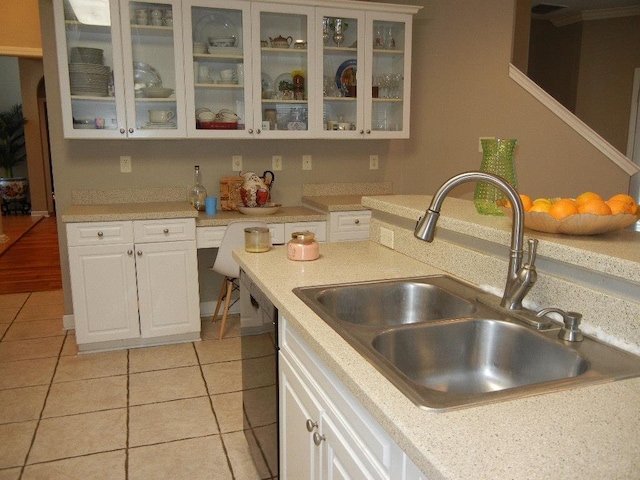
[0,104,29,213]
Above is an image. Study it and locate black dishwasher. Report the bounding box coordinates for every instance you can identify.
[240,269,279,479]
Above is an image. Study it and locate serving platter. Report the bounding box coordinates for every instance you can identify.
[335,59,357,90]
[237,203,281,215]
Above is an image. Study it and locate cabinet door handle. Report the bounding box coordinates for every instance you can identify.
[129,127,134,134]
[313,432,325,446]
[305,419,317,432]
[97,231,104,237]
[256,129,262,134]
[137,250,142,256]
[354,219,360,225]
[163,228,169,234]
[366,129,371,134]
[127,249,133,256]
[248,128,254,134]
[120,128,126,134]
[359,130,365,134]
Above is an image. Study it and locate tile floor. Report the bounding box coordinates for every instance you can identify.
[0,290,278,480]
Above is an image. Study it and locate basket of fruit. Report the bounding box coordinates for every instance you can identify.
[501,192,639,235]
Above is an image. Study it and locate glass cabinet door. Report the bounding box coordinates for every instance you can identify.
[183,0,251,138]
[252,4,315,137]
[119,0,186,137]
[54,0,127,138]
[317,9,364,138]
[365,13,412,138]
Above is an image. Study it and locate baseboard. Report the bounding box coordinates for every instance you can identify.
[63,314,75,330]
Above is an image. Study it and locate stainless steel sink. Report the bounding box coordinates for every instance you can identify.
[294,275,640,410]
[312,279,476,327]
[372,319,588,394]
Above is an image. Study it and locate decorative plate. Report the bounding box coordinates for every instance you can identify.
[275,72,293,91]
[335,59,357,90]
[194,13,240,48]
[237,203,281,216]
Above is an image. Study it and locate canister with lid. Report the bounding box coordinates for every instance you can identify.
[244,227,271,253]
[287,231,319,261]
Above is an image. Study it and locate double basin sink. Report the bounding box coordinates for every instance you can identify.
[294,275,640,410]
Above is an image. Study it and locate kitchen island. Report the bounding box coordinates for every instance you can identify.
[234,195,640,479]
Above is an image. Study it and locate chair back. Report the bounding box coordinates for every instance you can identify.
[212,221,268,278]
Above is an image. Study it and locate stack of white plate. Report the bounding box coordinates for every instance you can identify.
[69,47,103,65]
[69,63,111,96]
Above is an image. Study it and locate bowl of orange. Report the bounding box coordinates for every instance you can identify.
[501,192,639,235]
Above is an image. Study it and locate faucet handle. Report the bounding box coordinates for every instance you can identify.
[536,307,584,342]
[526,238,538,266]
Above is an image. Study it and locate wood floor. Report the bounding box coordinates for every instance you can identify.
[0,215,62,294]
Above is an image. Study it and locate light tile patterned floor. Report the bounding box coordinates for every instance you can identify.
[0,291,278,480]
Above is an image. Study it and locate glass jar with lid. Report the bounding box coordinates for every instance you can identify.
[287,231,319,261]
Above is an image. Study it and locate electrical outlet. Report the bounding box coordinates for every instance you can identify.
[478,137,495,153]
[272,155,283,171]
[120,156,132,173]
[380,227,394,249]
[232,155,243,171]
[302,155,312,170]
[369,154,379,170]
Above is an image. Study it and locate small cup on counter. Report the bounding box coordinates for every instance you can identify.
[245,227,271,253]
[205,197,217,216]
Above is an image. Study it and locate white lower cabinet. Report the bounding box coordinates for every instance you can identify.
[328,210,371,242]
[279,315,426,480]
[67,218,200,350]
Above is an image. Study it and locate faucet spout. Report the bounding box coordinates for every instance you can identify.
[414,171,536,311]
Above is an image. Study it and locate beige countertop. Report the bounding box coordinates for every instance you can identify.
[61,204,325,225]
[61,201,198,223]
[234,241,640,480]
[196,206,326,226]
[302,194,374,212]
[363,195,640,282]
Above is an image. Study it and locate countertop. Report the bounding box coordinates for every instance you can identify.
[61,201,198,223]
[61,203,325,225]
[302,194,372,212]
[362,195,640,282]
[234,241,640,480]
[196,206,326,226]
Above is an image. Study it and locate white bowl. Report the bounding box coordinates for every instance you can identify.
[140,87,174,98]
[209,36,235,47]
[237,203,281,216]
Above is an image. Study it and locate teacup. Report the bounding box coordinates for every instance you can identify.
[151,18,163,26]
[220,69,236,83]
[148,110,175,124]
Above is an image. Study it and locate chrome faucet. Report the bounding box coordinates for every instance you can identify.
[415,171,539,311]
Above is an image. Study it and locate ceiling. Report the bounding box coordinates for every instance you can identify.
[532,0,640,18]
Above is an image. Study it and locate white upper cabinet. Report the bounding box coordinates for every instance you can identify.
[54,0,187,138]
[54,0,419,139]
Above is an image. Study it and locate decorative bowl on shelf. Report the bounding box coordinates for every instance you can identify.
[237,202,281,216]
[208,36,236,47]
[140,87,174,98]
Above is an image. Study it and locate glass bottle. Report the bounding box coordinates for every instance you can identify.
[473,139,518,216]
[188,165,207,211]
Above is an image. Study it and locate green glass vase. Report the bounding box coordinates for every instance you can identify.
[473,138,518,216]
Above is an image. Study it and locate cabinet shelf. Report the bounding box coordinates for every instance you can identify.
[262,99,308,105]
[324,96,357,102]
[129,24,174,37]
[323,46,357,53]
[194,53,244,60]
[71,95,115,102]
[372,48,404,55]
[195,83,243,89]
[261,47,306,54]
[134,97,177,103]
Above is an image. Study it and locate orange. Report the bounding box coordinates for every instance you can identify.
[578,199,611,216]
[575,191,603,207]
[548,198,579,219]
[529,202,551,213]
[533,198,551,206]
[519,194,533,212]
[607,194,638,215]
[606,199,630,215]
[504,194,534,212]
